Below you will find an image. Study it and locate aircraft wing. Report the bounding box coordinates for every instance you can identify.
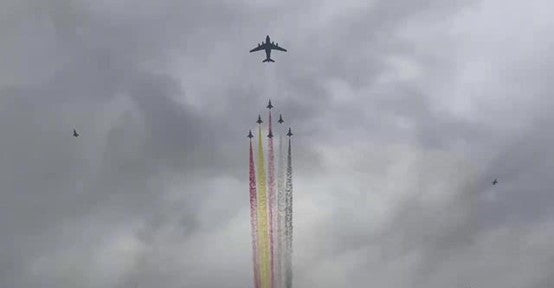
[250,43,267,52]
[269,43,287,52]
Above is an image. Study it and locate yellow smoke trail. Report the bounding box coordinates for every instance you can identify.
[257,124,272,288]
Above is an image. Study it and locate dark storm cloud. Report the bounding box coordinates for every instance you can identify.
[1,0,554,287]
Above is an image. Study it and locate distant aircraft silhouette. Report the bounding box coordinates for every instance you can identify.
[256,115,263,124]
[73,129,79,138]
[492,178,498,185]
[278,114,284,124]
[287,127,293,137]
[250,35,287,62]
[267,99,274,109]
[247,130,253,139]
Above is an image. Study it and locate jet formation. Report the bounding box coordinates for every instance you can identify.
[251,100,293,139]
[250,35,287,63]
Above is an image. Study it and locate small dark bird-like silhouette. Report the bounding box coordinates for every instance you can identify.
[492,178,498,185]
[73,129,79,138]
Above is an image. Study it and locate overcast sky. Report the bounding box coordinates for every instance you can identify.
[1,0,554,287]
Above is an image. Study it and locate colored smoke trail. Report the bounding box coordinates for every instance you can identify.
[257,124,271,288]
[249,138,261,288]
[284,136,294,288]
[267,111,278,288]
[276,123,287,288]
[249,102,292,288]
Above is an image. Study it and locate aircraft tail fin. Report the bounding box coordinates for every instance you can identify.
[263,58,275,63]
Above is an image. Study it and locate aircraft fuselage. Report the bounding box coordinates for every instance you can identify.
[264,36,272,61]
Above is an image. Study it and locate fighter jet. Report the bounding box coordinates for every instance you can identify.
[492,178,498,185]
[247,130,254,139]
[287,127,293,137]
[250,35,287,63]
[73,129,79,138]
[257,115,263,124]
[268,131,273,138]
[267,99,273,109]
[278,114,284,124]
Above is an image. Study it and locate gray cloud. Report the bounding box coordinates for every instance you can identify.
[1,0,554,287]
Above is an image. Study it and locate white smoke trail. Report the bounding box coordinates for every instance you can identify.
[276,124,287,288]
[284,137,293,288]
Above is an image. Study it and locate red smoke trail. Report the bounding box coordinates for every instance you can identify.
[249,138,261,288]
[267,111,277,288]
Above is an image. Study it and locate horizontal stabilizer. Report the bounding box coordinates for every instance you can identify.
[263,58,275,63]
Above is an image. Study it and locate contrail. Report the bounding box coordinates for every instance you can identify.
[276,117,287,288]
[267,110,277,288]
[284,134,294,288]
[249,135,261,288]
[257,122,271,288]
